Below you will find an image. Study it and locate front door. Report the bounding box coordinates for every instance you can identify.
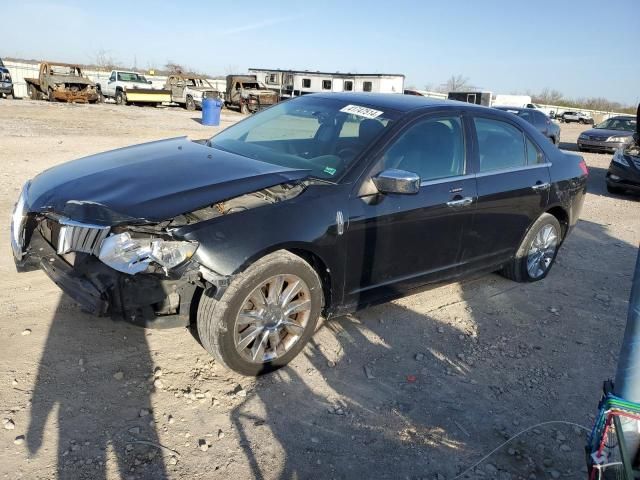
[460,115,551,271]
[344,113,477,308]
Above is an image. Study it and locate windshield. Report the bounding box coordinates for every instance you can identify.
[242,82,262,89]
[209,96,397,180]
[595,118,636,132]
[117,72,146,82]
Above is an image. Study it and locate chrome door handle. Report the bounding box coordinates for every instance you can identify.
[531,182,550,191]
[446,196,473,207]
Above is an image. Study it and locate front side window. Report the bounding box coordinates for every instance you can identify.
[363,81,372,92]
[474,117,526,172]
[322,80,332,90]
[382,116,465,181]
[210,97,397,180]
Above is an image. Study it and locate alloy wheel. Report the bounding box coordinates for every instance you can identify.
[234,274,311,364]
[527,224,558,279]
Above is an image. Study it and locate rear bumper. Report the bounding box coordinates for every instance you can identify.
[16,229,197,328]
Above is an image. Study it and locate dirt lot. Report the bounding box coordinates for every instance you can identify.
[0,100,638,480]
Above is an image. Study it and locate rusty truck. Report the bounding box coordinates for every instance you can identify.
[25,62,99,103]
[224,75,278,114]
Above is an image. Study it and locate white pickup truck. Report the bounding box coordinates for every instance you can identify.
[96,70,171,106]
[166,74,220,110]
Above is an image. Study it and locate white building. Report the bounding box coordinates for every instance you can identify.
[248,68,405,98]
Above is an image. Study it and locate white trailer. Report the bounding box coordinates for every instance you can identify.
[248,68,405,98]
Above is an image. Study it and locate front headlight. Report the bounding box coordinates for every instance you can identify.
[612,149,630,167]
[608,135,631,142]
[98,232,198,275]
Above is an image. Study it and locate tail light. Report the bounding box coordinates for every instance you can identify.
[578,159,589,176]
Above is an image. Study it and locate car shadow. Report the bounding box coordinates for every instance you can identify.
[27,298,169,479]
[586,165,640,201]
[229,218,637,479]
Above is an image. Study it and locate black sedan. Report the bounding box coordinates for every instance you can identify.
[494,106,561,145]
[11,93,588,375]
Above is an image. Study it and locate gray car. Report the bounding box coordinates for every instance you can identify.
[577,116,637,153]
[495,107,561,145]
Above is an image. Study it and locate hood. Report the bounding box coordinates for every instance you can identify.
[25,137,309,225]
[581,128,634,139]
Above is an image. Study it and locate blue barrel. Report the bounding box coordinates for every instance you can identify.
[202,98,222,126]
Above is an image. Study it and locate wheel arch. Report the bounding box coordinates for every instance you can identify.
[545,205,570,240]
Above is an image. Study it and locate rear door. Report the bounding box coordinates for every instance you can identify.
[344,112,477,307]
[460,115,550,271]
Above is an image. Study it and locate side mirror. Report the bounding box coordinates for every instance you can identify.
[372,169,420,195]
[148,80,152,84]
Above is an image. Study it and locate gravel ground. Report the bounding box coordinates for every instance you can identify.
[0,100,638,480]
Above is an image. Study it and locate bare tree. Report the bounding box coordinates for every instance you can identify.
[95,49,119,71]
[165,62,185,74]
[444,74,471,92]
[533,88,564,105]
[225,64,240,75]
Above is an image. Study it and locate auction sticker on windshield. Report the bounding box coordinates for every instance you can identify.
[340,105,384,119]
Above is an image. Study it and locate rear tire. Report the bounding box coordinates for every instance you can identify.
[48,88,55,102]
[197,250,323,376]
[240,103,249,115]
[500,213,562,283]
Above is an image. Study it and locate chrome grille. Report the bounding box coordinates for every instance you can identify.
[56,218,110,255]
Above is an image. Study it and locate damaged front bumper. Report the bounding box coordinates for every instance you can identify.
[12,214,229,329]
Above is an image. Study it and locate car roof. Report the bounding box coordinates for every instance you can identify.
[495,106,540,112]
[309,92,450,112]
[610,115,635,120]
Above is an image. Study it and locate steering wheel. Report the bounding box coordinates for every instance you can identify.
[336,146,360,160]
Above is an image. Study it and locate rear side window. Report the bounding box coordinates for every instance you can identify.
[382,116,465,181]
[474,118,526,172]
[526,137,545,164]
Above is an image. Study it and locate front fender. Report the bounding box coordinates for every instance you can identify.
[173,183,349,306]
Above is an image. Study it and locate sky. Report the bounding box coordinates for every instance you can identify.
[2,0,639,105]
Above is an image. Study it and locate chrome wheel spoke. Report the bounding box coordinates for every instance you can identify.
[237,326,264,350]
[282,320,304,335]
[267,275,285,305]
[268,330,282,351]
[527,223,558,278]
[280,279,302,308]
[284,299,311,317]
[249,288,268,309]
[251,331,269,362]
[238,310,264,327]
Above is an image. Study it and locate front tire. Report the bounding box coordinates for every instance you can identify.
[197,250,324,376]
[240,103,249,115]
[115,91,126,106]
[501,213,562,282]
[185,95,196,111]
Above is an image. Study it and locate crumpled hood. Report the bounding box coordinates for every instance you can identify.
[25,137,309,225]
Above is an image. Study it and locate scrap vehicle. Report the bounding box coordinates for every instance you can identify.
[11,93,588,376]
[97,70,171,106]
[224,74,278,114]
[25,62,99,103]
[495,106,561,145]
[578,115,637,153]
[605,106,640,195]
[0,57,13,99]
[166,74,220,110]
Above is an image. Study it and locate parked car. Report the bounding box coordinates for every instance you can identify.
[0,57,13,99]
[577,116,637,153]
[560,111,594,124]
[11,93,588,375]
[495,107,561,145]
[97,70,171,106]
[25,62,99,103]
[605,108,640,195]
[166,74,220,110]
